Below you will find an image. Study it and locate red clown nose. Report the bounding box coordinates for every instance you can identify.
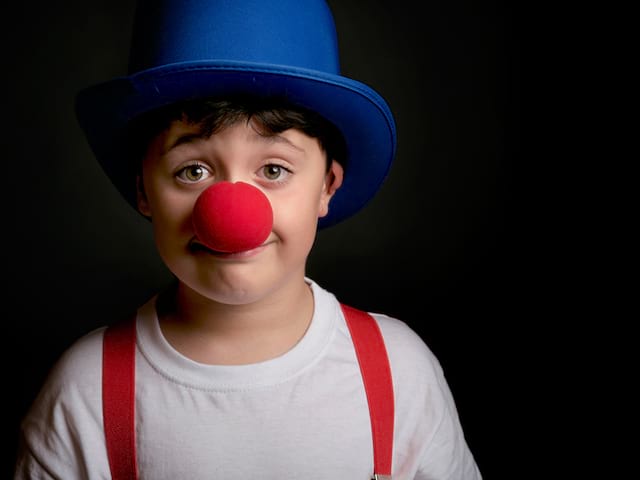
[192,181,273,253]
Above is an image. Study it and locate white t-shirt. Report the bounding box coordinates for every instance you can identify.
[14,279,481,479]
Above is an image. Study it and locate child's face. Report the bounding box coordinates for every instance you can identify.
[137,118,343,305]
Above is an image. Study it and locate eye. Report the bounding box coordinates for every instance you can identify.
[261,164,291,182]
[176,163,212,183]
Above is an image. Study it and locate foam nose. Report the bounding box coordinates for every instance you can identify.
[192,181,273,253]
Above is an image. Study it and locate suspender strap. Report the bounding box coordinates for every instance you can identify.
[341,304,395,478]
[102,304,394,479]
[102,317,138,480]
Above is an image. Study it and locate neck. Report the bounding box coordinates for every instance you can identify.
[157,279,314,365]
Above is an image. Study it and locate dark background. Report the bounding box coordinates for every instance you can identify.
[3,0,520,477]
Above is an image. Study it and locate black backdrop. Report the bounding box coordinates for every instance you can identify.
[3,1,519,477]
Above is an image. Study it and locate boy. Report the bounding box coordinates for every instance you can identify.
[14,0,482,478]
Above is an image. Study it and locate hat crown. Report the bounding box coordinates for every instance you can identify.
[128,0,340,75]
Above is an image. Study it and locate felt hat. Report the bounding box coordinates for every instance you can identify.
[75,0,397,228]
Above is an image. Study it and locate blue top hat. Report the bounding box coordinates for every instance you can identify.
[75,0,397,228]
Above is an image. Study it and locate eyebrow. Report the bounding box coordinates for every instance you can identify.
[164,133,204,153]
[164,129,306,154]
[260,133,305,153]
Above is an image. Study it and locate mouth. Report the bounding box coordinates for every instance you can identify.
[188,240,268,258]
[189,242,223,255]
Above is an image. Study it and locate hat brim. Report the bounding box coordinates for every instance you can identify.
[75,61,396,228]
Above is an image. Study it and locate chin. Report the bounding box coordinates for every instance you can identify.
[181,270,277,306]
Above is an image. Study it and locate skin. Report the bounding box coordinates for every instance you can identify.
[137,117,343,365]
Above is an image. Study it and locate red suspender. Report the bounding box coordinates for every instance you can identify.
[102,304,394,480]
[341,304,395,479]
[102,317,138,480]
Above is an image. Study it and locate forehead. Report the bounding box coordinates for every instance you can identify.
[152,116,323,157]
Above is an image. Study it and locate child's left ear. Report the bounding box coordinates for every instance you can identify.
[318,160,344,218]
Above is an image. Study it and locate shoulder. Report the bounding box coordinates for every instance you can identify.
[370,312,483,478]
[345,308,453,408]
[370,312,445,380]
[366,312,456,434]
[16,326,110,478]
[24,326,106,419]
[18,327,105,472]
[47,326,107,389]
[19,324,108,436]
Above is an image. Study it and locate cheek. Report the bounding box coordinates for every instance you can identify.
[270,185,323,237]
[147,191,197,247]
[150,192,189,224]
